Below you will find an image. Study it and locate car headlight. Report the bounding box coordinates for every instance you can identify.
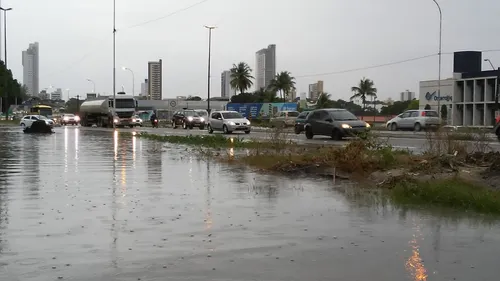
[366,123,371,128]
[63,117,69,121]
[75,116,80,121]
[114,118,119,123]
[132,118,136,122]
[187,116,193,121]
[200,117,205,122]
[229,121,236,126]
[246,121,251,125]
[341,124,352,129]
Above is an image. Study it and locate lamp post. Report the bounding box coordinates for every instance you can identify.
[112,0,117,128]
[86,78,96,93]
[122,67,135,96]
[0,7,12,67]
[432,0,443,117]
[484,59,495,70]
[204,25,216,113]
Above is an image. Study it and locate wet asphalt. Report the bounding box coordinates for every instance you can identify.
[0,125,499,281]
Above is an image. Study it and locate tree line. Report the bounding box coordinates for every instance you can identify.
[0,61,27,117]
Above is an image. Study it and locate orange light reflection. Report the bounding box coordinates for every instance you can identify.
[405,221,428,281]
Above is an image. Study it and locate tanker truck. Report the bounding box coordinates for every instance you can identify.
[79,94,139,128]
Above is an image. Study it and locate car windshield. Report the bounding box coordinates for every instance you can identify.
[38,115,48,120]
[287,111,300,117]
[329,110,357,121]
[184,111,199,117]
[222,112,243,119]
[424,111,439,117]
[196,111,208,117]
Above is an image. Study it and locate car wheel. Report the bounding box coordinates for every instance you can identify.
[414,123,421,132]
[245,130,250,134]
[305,127,313,139]
[331,129,342,141]
[20,123,25,128]
[208,124,214,134]
[390,123,397,131]
[172,120,177,129]
[223,125,231,134]
[294,126,301,134]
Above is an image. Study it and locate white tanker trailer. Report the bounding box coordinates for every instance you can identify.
[79,94,139,127]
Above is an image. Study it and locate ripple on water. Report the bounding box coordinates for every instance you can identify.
[0,127,499,281]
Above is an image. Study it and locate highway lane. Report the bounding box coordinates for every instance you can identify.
[62,126,500,154]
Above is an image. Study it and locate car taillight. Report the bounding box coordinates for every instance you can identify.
[421,111,426,116]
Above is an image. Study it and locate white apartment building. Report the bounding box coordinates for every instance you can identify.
[51,88,63,100]
[22,42,39,97]
[221,70,233,99]
[400,90,415,101]
[141,79,149,97]
[255,44,276,90]
[148,60,162,100]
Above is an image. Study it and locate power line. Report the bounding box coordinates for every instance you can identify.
[122,0,210,30]
[295,49,500,79]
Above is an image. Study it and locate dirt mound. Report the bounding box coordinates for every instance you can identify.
[466,152,500,166]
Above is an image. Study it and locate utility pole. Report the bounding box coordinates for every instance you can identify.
[496,67,500,123]
[112,0,116,128]
[432,0,442,118]
[204,25,216,113]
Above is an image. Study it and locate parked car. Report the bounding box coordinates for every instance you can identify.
[386,110,440,131]
[303,109,370,140]
[208,111,251,134]
[270,111,300,128]
[171,110,206,129]
[60,114,80,125]
[294,111,311,134]
[20,115,55,128]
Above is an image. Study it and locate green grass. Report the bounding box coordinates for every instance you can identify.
[0,119,18,126]
[390,178,500,215]
[122,132,280,148]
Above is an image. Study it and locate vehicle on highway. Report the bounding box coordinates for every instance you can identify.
[29,105,54,120]
[132,115,143,127]
[294,111,310,134]
[208,110,251,134]
[386,109,440,131]
[79,94,139,128]
[194,109,209,119]
[172,110,206,129]
[494,115,500,141]
[270,111,300,128]
[20,115,55,129]
[60,114,80,126]
[304,109,370,140]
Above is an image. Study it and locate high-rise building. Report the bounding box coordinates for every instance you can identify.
[255,44,276,90]
[308,80,324,100]
[400,90,415,101]
[22,42,39,97]
[148,60,162,100]
[141,79,149,97]
[221,70,232,99]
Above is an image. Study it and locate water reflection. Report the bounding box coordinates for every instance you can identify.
[405,219,428,281]
[146,141,162,184]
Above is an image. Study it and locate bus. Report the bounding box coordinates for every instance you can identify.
[29,105,53,119]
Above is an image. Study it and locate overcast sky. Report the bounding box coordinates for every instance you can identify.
[3,0,500,100]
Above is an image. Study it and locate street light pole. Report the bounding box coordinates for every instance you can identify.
[86,78,96,93]
[0,7,12,67]
[122,67,135,97]
[432,0,442,117]
[204,25,216,113]
[484,59,495,70]
[112,0,116,129]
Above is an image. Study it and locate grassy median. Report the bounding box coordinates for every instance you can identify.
[125,128,500,215]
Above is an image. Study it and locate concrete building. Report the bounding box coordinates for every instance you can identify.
[221,70,232,99]
[51,88,63,100]
[400,90,415,101]
[22,42,39,97]
[148,60,162,100]
[140,79,148,97]
[255,44,276,90]
[419,51,500,126]
[308,80,324,100]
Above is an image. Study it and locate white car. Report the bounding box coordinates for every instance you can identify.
[208,110,251,134]
[60,114,80,125]
[20,115,55,128]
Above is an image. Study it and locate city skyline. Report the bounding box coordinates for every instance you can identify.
[2,0,500,101]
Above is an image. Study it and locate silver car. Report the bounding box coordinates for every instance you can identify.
[208,111,251,134]
[386,109,441,131]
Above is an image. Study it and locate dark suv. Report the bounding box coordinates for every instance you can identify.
[172,110,206,129]
[304,109,370,140]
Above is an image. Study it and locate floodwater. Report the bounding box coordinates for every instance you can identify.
[0,126,499,281]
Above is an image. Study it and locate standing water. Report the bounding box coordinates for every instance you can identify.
[0,126,499,281]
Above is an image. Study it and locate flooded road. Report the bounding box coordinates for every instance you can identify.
[0,126,499,281]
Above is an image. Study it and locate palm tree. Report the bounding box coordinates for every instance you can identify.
[316,92,334,109]
[350,77,377,110]
[268,71,296,102]
[230,62,254,94]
